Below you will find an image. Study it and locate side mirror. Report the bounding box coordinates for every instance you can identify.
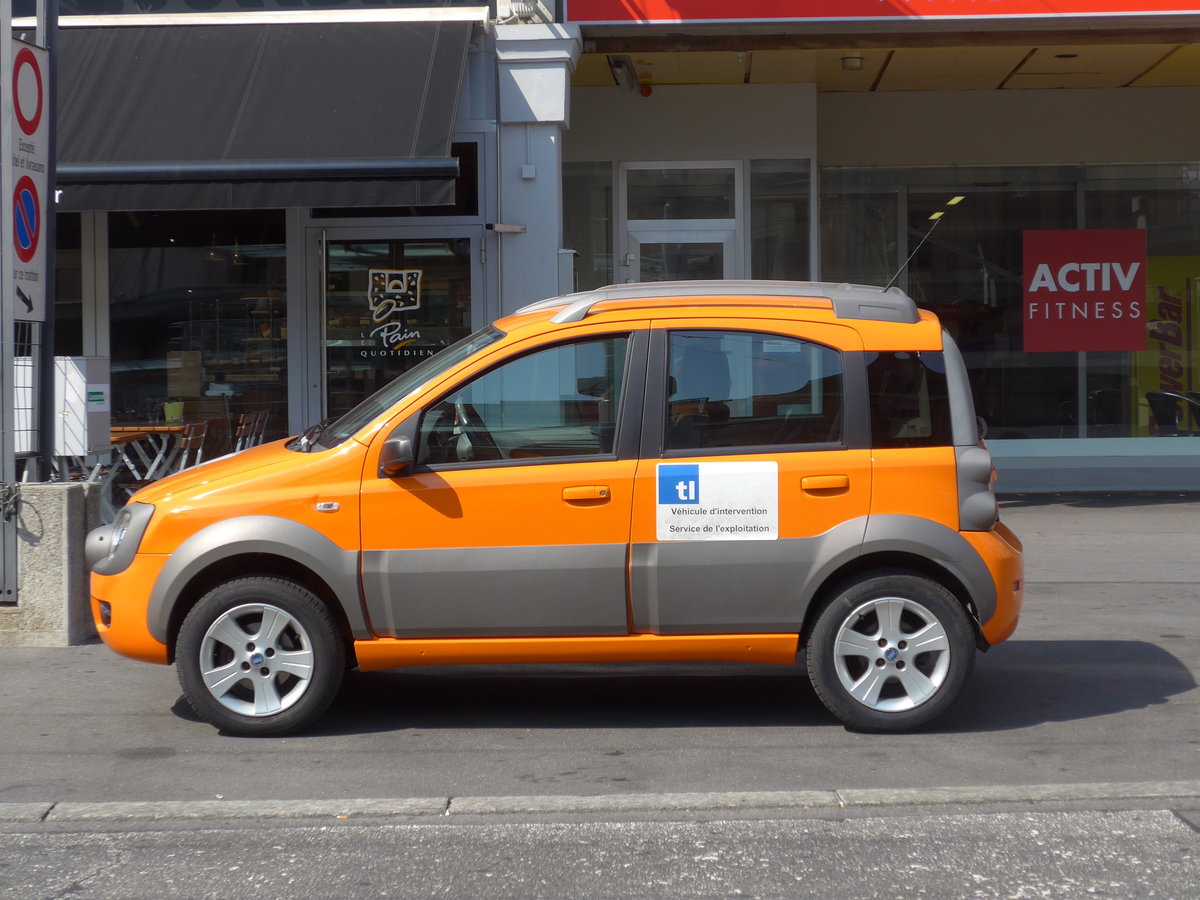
[378,435,414,478]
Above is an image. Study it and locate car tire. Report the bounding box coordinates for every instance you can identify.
[176,577,345,737]
[805,570,975,732]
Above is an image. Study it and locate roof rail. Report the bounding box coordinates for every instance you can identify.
[513,280,919,325]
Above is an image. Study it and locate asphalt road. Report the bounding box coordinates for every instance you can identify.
[0,492,1198,897]
[2,492,1197,803]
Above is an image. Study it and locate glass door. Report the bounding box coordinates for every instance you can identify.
[312,228,482,421]
[619,163,742,283]
[627,225,736,283]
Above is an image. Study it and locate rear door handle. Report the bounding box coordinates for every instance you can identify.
[562,485,611,502]
[801,474,850,494]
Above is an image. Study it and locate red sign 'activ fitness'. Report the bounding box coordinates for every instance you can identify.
[565,0,1200,24]
[1023,229,1147,353]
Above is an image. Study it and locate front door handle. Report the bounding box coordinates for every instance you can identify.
[562,485,611,502]
[801,474,850,494]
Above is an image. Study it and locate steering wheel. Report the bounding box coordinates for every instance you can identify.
[453,400,500,460]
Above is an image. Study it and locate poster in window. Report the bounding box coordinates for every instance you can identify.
[1023,229,1147,352]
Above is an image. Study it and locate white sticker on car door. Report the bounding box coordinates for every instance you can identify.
[656,461,778,541]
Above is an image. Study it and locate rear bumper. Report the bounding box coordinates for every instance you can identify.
[963,520,1024,647]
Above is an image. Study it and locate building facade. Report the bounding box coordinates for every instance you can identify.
[47,5,573,451]
[37,0,1200,491]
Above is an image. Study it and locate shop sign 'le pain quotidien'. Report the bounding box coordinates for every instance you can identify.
[362,268,435,360]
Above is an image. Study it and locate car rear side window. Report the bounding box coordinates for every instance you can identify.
[664,330,844,452]
[866,351,952,448]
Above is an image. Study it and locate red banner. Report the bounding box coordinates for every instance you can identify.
[566,0,1200,24]
[1023,229,1147,353]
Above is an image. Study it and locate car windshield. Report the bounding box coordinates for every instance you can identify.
[302,326,506,451]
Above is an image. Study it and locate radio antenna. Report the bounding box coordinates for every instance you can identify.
[882,196,966,292]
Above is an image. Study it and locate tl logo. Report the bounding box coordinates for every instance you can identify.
[658,464,700,505]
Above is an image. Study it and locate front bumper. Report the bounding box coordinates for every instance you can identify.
[91,553,171,665]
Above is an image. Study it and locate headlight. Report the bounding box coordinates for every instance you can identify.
[109,509,132,559]
[86,503,155,575]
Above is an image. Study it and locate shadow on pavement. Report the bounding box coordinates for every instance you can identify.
[312,663,824,736]
[939,639,1196,732]
[290,639,1195,738]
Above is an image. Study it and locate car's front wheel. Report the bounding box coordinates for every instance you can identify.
[176,577,345,736]
[805,571,976,732]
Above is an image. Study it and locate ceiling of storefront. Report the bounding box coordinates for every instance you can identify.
[573,43,1200,91]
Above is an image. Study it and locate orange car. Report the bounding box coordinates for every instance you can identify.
[87,281,1023,736]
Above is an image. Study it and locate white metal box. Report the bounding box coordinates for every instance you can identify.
[55,357,111,456]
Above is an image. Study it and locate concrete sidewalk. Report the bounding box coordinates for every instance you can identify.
[0,491,1197,816]
[4,780,1200,826]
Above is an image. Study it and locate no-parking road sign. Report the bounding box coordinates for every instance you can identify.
[13,175,39,264]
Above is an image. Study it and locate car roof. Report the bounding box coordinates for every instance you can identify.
[513,280,921,326]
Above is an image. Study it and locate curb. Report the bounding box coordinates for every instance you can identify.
[3,780,1199,824]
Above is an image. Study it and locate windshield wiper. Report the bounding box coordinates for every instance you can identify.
[294,417,334,453]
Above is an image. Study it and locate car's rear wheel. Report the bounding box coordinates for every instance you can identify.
[176,577,345,736]
[806,570,975,732]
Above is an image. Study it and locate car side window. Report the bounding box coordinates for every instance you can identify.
[418,335,629,466]
[865,351,952,448]
[665,330,844,452]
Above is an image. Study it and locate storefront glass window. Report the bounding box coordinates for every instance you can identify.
[566,160,810,286]
[323,237,473,420]
[638,241,726,282]
[750,160,810,281]
[822,163,1200,441]
[905,180,1077,439]
[627,168,736,220]
[107,211,288,451]
[563,162,614,291]
[820,169,899,287]
[1084,166,1200,437]
[825,167,1079,438]
[54,213,83,357]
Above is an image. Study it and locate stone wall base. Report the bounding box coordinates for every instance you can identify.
[0,483,103,647]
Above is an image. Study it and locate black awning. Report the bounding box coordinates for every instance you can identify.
[56,20,472,211]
